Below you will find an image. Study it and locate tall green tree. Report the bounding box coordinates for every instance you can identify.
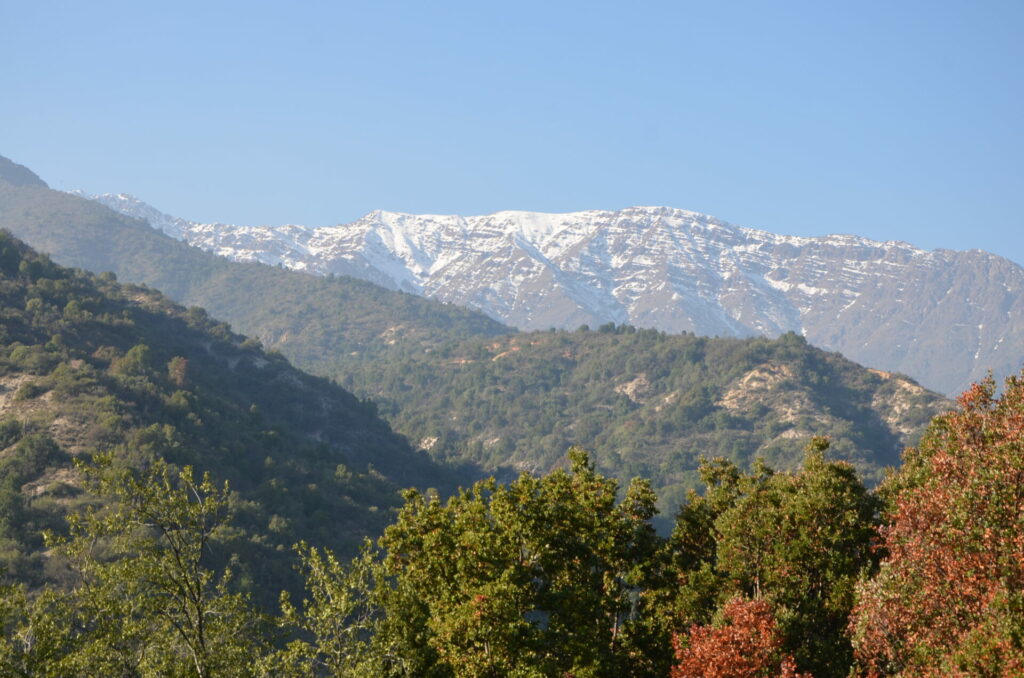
[371,448,667,677]
[667,439,881,677]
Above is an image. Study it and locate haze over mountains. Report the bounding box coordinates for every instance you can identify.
[86,191,1024,396]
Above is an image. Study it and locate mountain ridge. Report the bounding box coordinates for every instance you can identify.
[83,192,1024,396]
[0,165,511,383]
[336,326,950,515]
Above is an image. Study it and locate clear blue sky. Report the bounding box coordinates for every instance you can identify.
[2,1,1022,265]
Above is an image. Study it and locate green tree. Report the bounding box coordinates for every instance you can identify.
[667,439,881,677]
[271,541,382,677]
[373,448,667,677]
[43,455,265,677]
[0,585,78,677]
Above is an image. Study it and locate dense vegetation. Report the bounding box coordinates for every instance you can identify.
[339,326,948,513]
[0,438,873,676]
[4,371,1021,676]
[0,230,461,599]
[851,375,1024,675]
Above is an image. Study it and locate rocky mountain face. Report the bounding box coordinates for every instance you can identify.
[82,195,1024,396]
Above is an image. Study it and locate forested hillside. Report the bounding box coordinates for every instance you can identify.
[340,326,949,511]
[0,230,461,598]
[0,157,951,520]
[86,190,1024,397]
[0,158,510,377]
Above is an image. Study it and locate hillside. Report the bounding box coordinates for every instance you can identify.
[0,230,462,597]
[86,194,1024,396]
[0,158,510,379]
[338,326,950,513]
[0,156,952,515]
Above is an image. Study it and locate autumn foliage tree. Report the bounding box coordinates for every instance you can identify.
[671,596,807,678]
[851,373,1024,676]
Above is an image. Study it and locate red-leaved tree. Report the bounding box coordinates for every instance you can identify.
[850,373,1024,676]
[671,597,809,678]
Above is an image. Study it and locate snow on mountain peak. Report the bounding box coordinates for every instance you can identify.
[74,190,1024,395]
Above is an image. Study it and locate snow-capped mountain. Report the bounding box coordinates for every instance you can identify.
[82,192,1024,396]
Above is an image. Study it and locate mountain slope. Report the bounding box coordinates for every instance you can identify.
[337,326,950,514]
[0,164,510,380]
[88,194,1024,396]
[0,230,462,596]
[0,157,952,524]
[0,157,47,188]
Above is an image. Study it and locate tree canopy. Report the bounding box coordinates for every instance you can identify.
[851,374,1024,676]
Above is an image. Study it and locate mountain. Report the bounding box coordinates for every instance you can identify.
[0,229,466,598]
[86,194,1024,396]
[0,156,951,530]
[0,157,47,188]
[0,161,510,381]
[337,325,950,515]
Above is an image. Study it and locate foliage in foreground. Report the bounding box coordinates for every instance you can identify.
[850,374,1024,676]
[667,437,881,677]
[0,441,883,677]
[2,456,265,677]
[3,371,1024,676]
[671,597,808,678]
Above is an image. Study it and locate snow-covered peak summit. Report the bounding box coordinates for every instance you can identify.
[74,191,195,239]
[74,190,1024,396]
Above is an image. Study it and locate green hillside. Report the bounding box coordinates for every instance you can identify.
[339,326,950,512]
[0,159,510,377]
[0,230,461,598]
[0,156,950,519]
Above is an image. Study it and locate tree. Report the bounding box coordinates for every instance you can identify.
[271,541,384,677]
[851,374,1024,676]
[0,585,78,677]
[374,448,668,677]
[44,455,265,677]
[666,439,881,677]
[671,596,808,678]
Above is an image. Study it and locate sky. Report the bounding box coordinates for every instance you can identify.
[2,1,1022,265]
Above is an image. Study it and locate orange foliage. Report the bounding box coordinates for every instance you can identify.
[851,374,1024,676]
[671,597,811,678]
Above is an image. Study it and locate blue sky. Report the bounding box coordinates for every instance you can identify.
[2,1,1022,265]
